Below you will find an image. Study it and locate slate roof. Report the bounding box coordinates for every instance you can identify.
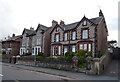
[36,24,48,32]
[90,16,103,25]
[58,16,103,31]
[3,35,22,42]
[60,22,79,31]
[22,28,36,36]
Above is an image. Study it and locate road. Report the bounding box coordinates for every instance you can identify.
[2,64,74,81]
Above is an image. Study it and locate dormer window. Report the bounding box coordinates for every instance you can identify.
[56,27,59,32]
[83,20,87,26]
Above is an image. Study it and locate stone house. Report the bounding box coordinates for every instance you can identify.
[20,24,52,56]
[32,24,52,56]
[2,34,22,56]
[50,10,108,57]
[20,27,36,55]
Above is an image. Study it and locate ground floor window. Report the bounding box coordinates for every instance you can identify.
[64,47,68,55]
[79,43,92,51]
[52,45,61,56]
[72,45,76,52]
[20,48,26,55]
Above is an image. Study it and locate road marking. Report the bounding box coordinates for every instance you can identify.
[0,74,3,77]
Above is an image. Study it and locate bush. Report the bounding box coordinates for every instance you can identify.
[87,51,92,57]
[65,52,75,58]
[2,54,10,59]
[2,51,6,54]
[78,56,86,64]
[38,52,45,57]
[78,63,87,68]
[24,52,31,56]
[77,49,86,56]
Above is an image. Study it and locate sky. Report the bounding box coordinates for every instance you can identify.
[0,0,119,46]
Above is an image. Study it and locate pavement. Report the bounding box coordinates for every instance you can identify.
[103,59,119,77]
[2,62,118,80]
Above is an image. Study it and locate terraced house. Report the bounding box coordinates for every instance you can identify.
[32,24,52,56]
[2,34,22,56]
[50,10,108,57]
[20,27,36,55]
[20,24,52,56]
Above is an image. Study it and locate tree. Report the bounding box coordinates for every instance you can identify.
[108,40,117,48]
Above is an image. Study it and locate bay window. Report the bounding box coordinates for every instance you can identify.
[80,44,83,49]
[88,44,91,51]
[84,44,87,50]
[79,43,92,51]
[72,45,76,52]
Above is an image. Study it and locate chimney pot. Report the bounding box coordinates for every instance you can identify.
[12,34,15,37]
[52,20,58,27]
[30,27,34,31]
[60,20,65,25]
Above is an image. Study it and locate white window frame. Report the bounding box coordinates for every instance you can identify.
[88,44,91,51]
[52,46,54,56]
[82,30,88,39]
[80,44,83,49]
[83,20,87,25]
[58,46,61,55]
[72,32,76,40]
[72,45,76,52]
[64,33,68,41]
[84,44,87,51]
[56,34,59,42]
[64,47,67,55]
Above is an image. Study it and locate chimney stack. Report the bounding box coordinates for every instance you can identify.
[30,27,34,31]
[12,34,15,37]
[52,20,58,27]
[60,20,65,25]
[99,9,104,17]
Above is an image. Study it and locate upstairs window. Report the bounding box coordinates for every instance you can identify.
[64,33,68,41]
[82,29,88,39]
[56,27,59,32]
[72,31,76,40]
[83,20,87,26]
[55,34,59,42]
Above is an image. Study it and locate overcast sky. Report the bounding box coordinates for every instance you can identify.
[0,0,119,45]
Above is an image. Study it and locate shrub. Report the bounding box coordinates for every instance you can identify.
[78,63,87,68]
[57,56,66,60]
[65,52,75,58]
[78,56,86,64]
[77,49,86,56]
[87,51,92,57]
[2,51,6,54]
[24,52,31,56]
[38,52,45,57]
